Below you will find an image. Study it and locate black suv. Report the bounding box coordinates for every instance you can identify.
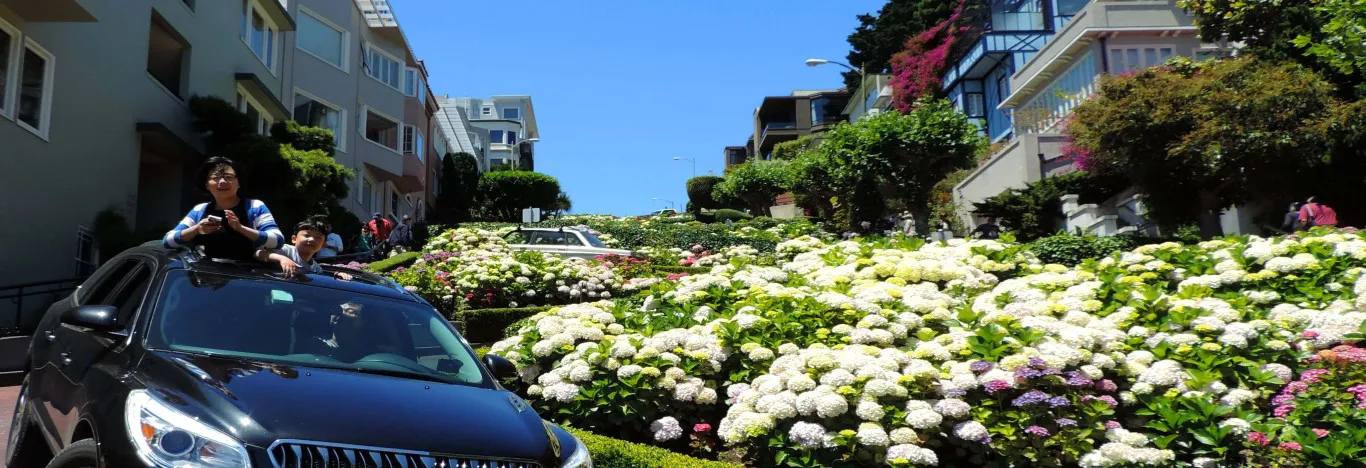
[6,242,590,468]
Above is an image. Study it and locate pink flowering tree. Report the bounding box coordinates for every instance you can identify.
[888,0,981,111]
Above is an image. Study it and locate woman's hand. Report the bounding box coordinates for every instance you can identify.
[195,217,221,235]
[224,210,245,233]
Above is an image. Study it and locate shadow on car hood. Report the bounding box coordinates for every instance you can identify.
[136,350,554,462]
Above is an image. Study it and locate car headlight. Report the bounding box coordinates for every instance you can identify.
[124,390,250,467]
[563,434,592,468]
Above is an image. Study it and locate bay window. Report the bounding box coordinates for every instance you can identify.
[298,8,346,69]
[294,92,345,150]
[365,45,401,89]
[241,0,280,71]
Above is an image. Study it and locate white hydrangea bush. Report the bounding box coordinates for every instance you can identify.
[486,230,1366,467]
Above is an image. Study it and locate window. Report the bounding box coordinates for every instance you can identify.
[481,107,491,116]
[294,92,344,150]
[147,14,189,98]
[965,93,986,118]
[365,45,401,89]
[507,131,516,145]
[403,69,419,96]
[0,21,14,118]
[418,199,425,220]
[488,130,504,145]
[241,0,279,71]
[1194,49,1223,62]
[298,9,345,69]
[75,226,96,277]
[431,168,439,195]
[359,173,371,206]
[16,38,54,137]
[390,192,399,214]
[502,107,519,119]
[363,107,400,152]
[1056,0,1088,16]
[402,124,415,153]
[1109,46,1175,74]
[236,89,272,134]
[416,133,424,162]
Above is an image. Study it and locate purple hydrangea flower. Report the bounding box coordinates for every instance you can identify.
[1014,368,1044,380]
[1025,426,1051,437]
[1095,380,1118,392]
[970,361,994,372]
[1271,394,1295,406]
[1012,390,1050,407]
[1046,396,1071,408]
[984,380,1011,393]
[945,389,968,398]
[1105,421,1122,429]
[1065,372,1094,387]
[1055,418,1077,427]
[1028,358,1047,368]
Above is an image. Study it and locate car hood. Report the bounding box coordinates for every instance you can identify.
[134,350,556,463]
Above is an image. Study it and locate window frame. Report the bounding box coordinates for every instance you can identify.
[240,0,281,74]
[15,36,56,140]
[364,44,402,90]
[488,129,504,145]
[296,7,349,72]
[501,107,519,120]
[359,105,402,154]
[74,226,97,278]
[235,86,274,135]
[1108,45,1176,75]
[293,89,346,151]
[402,123,416,154]
[415,131,424,162]
[146,12,191,101]
[0,15,23,122]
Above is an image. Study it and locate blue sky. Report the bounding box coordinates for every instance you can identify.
[402,0,884,216]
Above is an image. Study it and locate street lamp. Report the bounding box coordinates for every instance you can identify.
[805,58,860,74]
[652,197,676,211]
[673,156,695,178]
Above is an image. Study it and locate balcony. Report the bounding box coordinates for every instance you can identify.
[942,0,1054,88]
[0,0,95,22]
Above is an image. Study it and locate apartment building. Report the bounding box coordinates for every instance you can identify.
[951,0,1222,233]
[434,95,539,172]
[0,0,442,290]
[723,89,849,170]
[843,73,893,123]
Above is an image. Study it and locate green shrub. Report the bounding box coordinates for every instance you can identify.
[651,266,712,276]
[1028,234,1134,265]
[457,306,554,343]
[565,428,740,468]
[364,252,421,273]
[686,176,726,211]
[713,209,751,222]
[476,171,561,221]
[972,171,1127,241]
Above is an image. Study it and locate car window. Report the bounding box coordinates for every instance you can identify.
[109,264,153,327]
[530,232,561,245]
[79,260,138,306]
[147,271,489,387]
[580,231,607,248]
[563,233,584,246]
[504,231,530,244]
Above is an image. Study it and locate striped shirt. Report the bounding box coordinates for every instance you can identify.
[163,199,286,253]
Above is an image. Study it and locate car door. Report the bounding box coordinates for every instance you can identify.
[560,232,593,260]
[35,257,149,442]
[527,231,566,256]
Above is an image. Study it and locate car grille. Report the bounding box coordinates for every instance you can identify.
[269,441,543,468]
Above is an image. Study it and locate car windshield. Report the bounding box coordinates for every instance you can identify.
[579,231,607,248]
[145,270,489,387]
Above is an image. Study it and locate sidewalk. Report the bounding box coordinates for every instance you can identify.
[0,384,17,459]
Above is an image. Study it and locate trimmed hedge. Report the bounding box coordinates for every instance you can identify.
[651,265,712,276]
[1027,234,1133,266]
[456,306,553,344]
[364,251,421,273]
[566,428,740,468]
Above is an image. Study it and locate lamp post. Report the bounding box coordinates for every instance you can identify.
[652,198,675,211]
[673,156,696,178]
[805,58,861,75]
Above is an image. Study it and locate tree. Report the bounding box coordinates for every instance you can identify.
[888,0,981,109]
[187,96,352,230]
[685,176,726,211]
[1065,56,1345,236]
[553,191,573,216]
[843,0,959,91]
[712,161,793,217]
[435,152,479,223]
[814,100,983,228]
[1178,0,1366,95]
[475,171,561,221]
[788,149,840,219]
[771,135,816,161]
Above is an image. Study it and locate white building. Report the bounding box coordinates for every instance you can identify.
[434,95,539,172]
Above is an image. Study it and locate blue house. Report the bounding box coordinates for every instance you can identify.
[943,0,1091,142]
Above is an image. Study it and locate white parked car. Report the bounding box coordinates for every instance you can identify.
[503,227,633,260]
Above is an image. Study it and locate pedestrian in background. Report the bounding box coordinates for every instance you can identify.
[1299,196,1338,230]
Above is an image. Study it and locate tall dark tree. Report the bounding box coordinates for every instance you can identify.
[434,152,480,223]
[843,0,957,91]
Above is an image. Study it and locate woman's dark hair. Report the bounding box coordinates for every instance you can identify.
[197,156,239,186]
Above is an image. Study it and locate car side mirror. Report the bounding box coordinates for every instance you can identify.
[61,305,122,333]
[482,354,517,381]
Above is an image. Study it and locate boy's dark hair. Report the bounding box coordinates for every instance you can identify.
[197,156,239,187]
[294,216,331,235]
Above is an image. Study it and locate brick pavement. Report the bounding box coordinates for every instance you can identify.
[0,384,19,462]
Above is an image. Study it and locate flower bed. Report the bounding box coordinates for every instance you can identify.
[488,230,1366,466]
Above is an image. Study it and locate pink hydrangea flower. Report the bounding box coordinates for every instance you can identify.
[1105,421,1122,430]
[1273,405,1296,418]
[1302,330,1320,340]
[694,423,712,433]
[1314,428,1330,438]
[1248,432,1270,446]
[1279,442,1302,451]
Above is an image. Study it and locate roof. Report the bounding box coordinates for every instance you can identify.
[132,243,421,303]
[434,96,484,156]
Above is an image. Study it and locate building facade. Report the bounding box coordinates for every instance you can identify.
[843,73,893,123]
[0,0,441,289]
[434,95,539,172]
[951,0,1221,234]
[723,89,849,170]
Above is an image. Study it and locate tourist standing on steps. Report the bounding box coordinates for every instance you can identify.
[163,157,285,262]
[972,218,1002,240]
[1281,202,1303,233]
